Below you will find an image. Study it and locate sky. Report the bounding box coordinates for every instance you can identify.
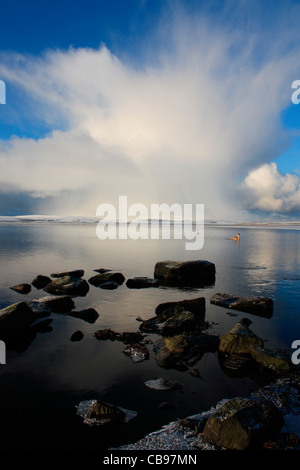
[0,0,300,221]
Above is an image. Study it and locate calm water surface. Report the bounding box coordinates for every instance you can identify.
[0,223,299,450]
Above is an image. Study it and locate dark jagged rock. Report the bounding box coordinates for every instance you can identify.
[154,260,215,286]
[68,308,99,323]
[202,397,284,450]
[10,283,31,295]
[31,275,52,289]
[51,269,84,278]
[88,272,125,287]
[155,297,205,318]
[28,295,75,317]
[154,332,220,369]
[140,305,208,335]
[219,322,290,375]
[0,302,35,335]
[94,328,144,344]
[210,293,273,318]
[219,322,264,355]
[94,328,120,341]
[44,275,89,296]
[126,277,160,288]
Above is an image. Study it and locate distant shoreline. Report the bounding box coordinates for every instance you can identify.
[0,215,300,228]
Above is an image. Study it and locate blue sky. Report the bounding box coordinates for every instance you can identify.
[0,0,300,220]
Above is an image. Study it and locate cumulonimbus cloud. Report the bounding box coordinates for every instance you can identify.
[0,3,300,218]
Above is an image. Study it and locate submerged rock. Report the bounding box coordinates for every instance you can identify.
[44,275,89,296]
[28,295,75,317]
[210,293,273,318]
[202,397,284,450]
[0,302,35,335]
[145,378,181,391]
[126,277,160,288]
[124,343,149,363]
[51,269,84,278]
[88,272,125,287]
[31,275,52,289]
[154,260,215,286]
[10,283,31,295]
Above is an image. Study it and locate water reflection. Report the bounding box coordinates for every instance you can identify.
[0,223,299,450]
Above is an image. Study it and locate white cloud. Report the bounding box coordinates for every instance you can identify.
[0,6,300,218]
[241,162,300,213]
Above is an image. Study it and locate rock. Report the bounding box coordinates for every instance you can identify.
[140,305,208,335]
[94,329,144,344]
[250,345,290,374]
[10,283,32,295]
[94,328,120,341]
[99,281,119,290]
[155,297,205,318]
[121,331,145,344]
[161,310,208,337]
[154,332,219,369]
[70,330,84,342]
[28,295,75,317]
[210,293,273,318]
[0,302,35,335]
[76,399,137,426]
[94,268,111,273]
[69,308,99,323]
[123,343,149,362]
[51,269,84,278]
[145,378,181,391]
[154,260,215,286]
[88,272,125,287]
[31,275,52,289]
[219,322,264,356]
[85,400,125,423]
[202,397,284,450]
[126,277,160,288]
[44,276,89,296]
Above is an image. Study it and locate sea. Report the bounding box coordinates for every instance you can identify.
[0,218,299,451]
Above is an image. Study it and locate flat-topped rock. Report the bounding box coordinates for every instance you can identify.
[126,277,160,288]
[88,272,125,287]
[210,292,273,317]
[44,275,89,296]
[51,269,84,278]
[154,260,215,286]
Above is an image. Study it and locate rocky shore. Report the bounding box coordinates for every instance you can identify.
[1,259,299,450]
